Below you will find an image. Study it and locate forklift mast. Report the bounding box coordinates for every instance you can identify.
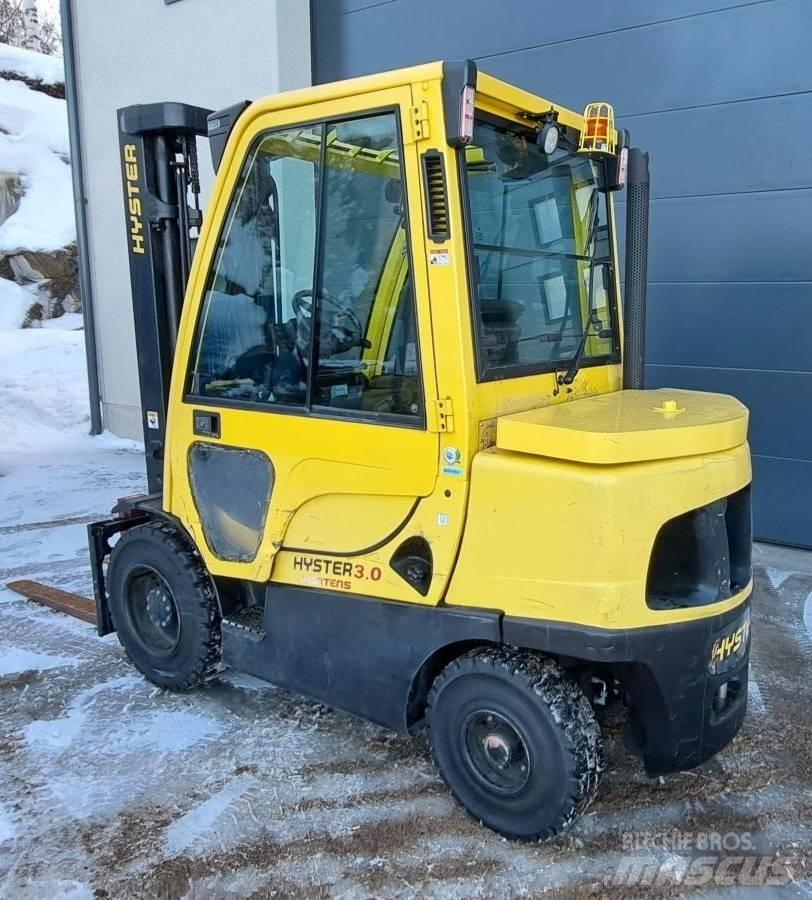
[118,102,211,493]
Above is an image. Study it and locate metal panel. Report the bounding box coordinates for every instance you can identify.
[221,582,501,731]
[751,456,812,548]
[624,92,812,198]
[647,284,812,373]
[484,1,809,116]
[312,0,773,84]
[614,190,812,283]
[312,0,812,545]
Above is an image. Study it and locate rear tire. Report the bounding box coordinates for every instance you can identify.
[107,521,221,691]
[427,647,603,841]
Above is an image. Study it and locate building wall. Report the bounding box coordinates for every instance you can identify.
[312,0,812,546]
[72,0,311,439]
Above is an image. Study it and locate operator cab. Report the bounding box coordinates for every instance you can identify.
[188,103,621,424]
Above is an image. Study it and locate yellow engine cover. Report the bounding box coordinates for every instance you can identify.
[496,389,749,465]
[445,441,752,629]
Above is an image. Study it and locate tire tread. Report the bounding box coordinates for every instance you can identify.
[426,645,603,841]
[108,520,221,691]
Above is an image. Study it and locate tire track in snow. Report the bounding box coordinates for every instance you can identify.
[0,513,100,535]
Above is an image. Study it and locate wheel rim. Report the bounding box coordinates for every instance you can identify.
[124,566,180,656]
[461,709,531,795]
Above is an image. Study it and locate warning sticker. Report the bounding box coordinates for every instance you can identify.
[429,249,450,266]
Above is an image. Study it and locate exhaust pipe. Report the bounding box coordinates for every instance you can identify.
[623,148,650,390]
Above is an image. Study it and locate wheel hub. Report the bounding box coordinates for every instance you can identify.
[146,586,174,628]
[463,710,531,794]
[482,733,511,769]
[125,568,180,656]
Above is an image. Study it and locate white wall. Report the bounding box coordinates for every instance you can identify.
[71,0,312,438]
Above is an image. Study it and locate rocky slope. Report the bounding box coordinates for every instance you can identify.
[0,42,78,328]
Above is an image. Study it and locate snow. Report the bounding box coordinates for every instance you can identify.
[165,777,256,855]
[806,591,812,637]
[0,276,35,328]
[0,329,140,482]
[43,312,83,330]
[0,326,144,605]
[0,44,75,307]
[0,78,74,253]
[18,883,94,900]
[25,676,144,752]
[765,566,794,592]
[748,678,768,716]
[0,328,92,468]
[0,75,69,156]
[0,802,15,844]
[0,645,78,676]
[0,42,64,86]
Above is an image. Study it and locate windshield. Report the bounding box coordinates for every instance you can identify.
[463,116,619,379]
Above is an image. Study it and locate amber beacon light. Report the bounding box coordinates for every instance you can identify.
[579,102,617,154]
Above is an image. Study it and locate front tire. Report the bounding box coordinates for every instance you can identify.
[107,521,221,691]
[427,647,603,841]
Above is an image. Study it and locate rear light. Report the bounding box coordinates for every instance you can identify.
[616,146,629,188]
[459,85,475,144]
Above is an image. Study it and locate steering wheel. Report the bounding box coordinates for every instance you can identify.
[292,289,362,331]
[291,289,365,352]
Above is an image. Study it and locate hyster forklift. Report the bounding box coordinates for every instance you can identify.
[89,61,753,841]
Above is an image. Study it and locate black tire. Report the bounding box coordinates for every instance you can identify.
[107,521,221,691]
[426,647,603,841]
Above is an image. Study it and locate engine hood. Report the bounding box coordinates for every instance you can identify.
[495,389,749,465]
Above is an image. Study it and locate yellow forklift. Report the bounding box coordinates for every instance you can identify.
[89,61,753,841]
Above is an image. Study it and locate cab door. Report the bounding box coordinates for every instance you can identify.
[166,88,443,594]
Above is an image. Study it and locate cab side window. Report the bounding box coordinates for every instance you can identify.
[190,126,321,406]
[189,113,422,423]
[312,113,422,420]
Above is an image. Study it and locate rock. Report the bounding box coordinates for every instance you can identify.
[5,245,77,284]
[0,172,22,227]
[22,297,43,327]
[34,275,80,318]
[0,255,13,281]
[0,70,65,100]
[0,244,81,323]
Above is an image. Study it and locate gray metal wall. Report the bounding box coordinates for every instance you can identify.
[71,0,311,440]
[313,0,812,547]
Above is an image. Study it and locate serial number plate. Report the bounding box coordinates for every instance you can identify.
[708,609,751,675]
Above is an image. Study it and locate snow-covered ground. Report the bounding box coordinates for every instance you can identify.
[0,327,143,602]
[0,331,811,897]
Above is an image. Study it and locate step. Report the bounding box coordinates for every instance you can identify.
[222,605,265,640]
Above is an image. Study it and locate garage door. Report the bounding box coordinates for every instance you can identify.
[312,0,812,547]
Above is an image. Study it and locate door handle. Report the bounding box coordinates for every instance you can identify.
[193,410,221,438]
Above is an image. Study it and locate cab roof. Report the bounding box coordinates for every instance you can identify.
[244,59,585,130]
